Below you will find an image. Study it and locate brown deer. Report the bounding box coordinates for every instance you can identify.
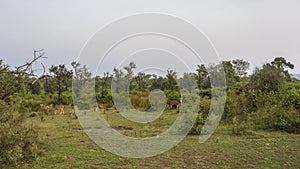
[98,103,104,109]
[71,103,78,112]
[54,105,65,115]
[70,104,78,118]
[169,100,181,109]
[94,103,105,111]
[40,104,51,114]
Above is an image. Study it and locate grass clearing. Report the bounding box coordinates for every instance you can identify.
[18,110,300,169]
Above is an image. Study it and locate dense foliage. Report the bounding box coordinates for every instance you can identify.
[0,100,39,167]
[0,54,42,167]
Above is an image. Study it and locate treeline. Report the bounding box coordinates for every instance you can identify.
[1,56,300,135]
[78,57,299,134]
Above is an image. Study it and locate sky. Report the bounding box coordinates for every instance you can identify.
[1,0,300,75]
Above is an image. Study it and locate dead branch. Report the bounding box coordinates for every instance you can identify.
[16,49,46,72]
[31,60,51,85]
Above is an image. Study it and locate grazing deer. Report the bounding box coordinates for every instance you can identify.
[54,105,65,115]
[98,103,104,109]
[71,103,78,112]
[94,103,105,111]
[169,100,181,109]
[40,104,50,114]
[70,104,78,118]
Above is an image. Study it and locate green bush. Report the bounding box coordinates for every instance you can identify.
[165,90,181,101]
[189,113,204,135]
[199,96,211,120]
[61,91,72,105]
[21,99,42,112]
[0,104,40,167]
[275,108,300,133]
[49,92,72,105]
[224,91,254,135]
[199,89,211,98]
[96,90,114,108]
[130,94,150,111]
[285,89,300,110]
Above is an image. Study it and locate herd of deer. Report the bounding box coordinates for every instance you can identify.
[39,104,66,115]
[40,99,182,115]
[40,103,105,114]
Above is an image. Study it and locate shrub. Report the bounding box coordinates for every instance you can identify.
[199,89,211,98]
[61,91,72,105]
[96,90,114,108]
[189,113,204,135]
[284,89,300,110]
[21,99,42,112]
[275,108,300,133]
[0,104,40,167]
[165,90,181,102]
[225,92,253,135]
[130,94,150,111]
[249,91,300,133]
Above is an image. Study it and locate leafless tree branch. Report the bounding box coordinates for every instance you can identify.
[16,49,46,72]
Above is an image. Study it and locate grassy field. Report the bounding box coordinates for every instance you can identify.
[18,110,300,169]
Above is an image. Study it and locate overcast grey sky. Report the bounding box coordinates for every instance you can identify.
[0,0,299,74]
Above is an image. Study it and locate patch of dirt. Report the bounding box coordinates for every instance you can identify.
[81,126,133,133]
[112,125,133,130]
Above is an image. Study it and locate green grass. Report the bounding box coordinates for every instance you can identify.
[18,110,300,169]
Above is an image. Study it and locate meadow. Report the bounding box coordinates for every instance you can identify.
[17,109,300,169]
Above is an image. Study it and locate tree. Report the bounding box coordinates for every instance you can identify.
[271,57,294,79]
[222,61,237,86]
[195,64,210,89]
[71,61,92,82]
[95,76,101,92]
[0,60,17,100]
[179,73,197,92]
[71,62,94,109]
[250,57,294,93]
[250,64,284,93]
[71,61,92,93]
[95,72,111,93]
[95,72,112,104]
[112,67,124,93]
[166,69,178,90]
[49,64,73,104]
[0,50,45,100]
[134,72,148,91]
[151,76,166,90]
[232,59,250,78]
[124,62,136,81]
[112,62,137,93]
[100,72,112,98]
[0,51,43,166]
[27,78,41,94]
[43,76,56,93]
